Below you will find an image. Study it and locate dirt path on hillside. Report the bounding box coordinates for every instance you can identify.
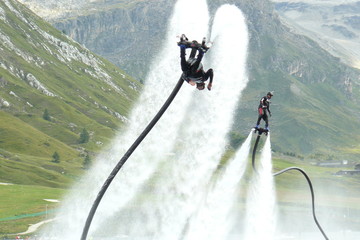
[15,218,56,235]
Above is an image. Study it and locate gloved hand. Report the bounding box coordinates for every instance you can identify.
[269,112,272,117]
[207,83,212,91]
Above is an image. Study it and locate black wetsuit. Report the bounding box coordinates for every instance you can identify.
[256,96,271,128]
[180,47,213,85]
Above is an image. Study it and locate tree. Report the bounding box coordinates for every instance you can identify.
[79,128,90,143]
[52,151,60,163]
[43,109,51,121]
[83,154,91,169]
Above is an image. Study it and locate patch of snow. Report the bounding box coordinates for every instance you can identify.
[0,98,10,107]
[2,0,132,105]
[0,7,6,22]
[38,31,128,97]
[0,31,37,64]
[25,73,56,97]
[114,112,129,123]
[0,182,13,185]
[9,91,18,98]
[43,199,60,203]
[1,64,56,97]
[128,81,139,91]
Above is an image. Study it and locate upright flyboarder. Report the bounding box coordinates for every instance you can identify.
[255,91,273,132]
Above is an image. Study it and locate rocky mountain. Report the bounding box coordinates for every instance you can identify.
[0,0,140,187]
[18,0,172,81]
[15,0,360,160]
[270,0,360,69]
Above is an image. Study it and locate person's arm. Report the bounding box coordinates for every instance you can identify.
[206,69,214,91]
[260,97,266,108]
[267,100,271,116]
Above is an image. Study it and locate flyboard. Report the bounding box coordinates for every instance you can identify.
[177,34,211,52]
[253,126,269,136]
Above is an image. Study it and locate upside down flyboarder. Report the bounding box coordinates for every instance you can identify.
[254,91,274,135]
[177,34,214,91]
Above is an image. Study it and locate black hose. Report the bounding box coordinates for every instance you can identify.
[273,167,329,240]
[80,77,184,240]
[251,134,329,240]
[251,135,261,174]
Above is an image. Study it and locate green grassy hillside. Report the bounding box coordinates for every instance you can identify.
[0,0,141,189]
[0,0,143,236]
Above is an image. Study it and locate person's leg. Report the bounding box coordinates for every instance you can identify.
[256,117,262,127]
[256,108,263,127]
[195,49,204,62]
[189,48,197,58]
[264,113,269,129]
[190,49,204,71]
[180,47,188,72]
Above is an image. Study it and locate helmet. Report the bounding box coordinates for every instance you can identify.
[267,91,274,97]
[196,82,205,90]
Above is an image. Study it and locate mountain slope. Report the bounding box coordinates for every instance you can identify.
[0,0,141,187]
[16,0,360,160]
[270,0,360,69]
[51,0,174,82]
[225,0,360,158]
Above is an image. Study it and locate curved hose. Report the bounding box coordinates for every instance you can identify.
[80,77,184,240]
[273,167,329,239]
[251,135,329,240]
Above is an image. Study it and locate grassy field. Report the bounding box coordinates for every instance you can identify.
[0,184,65,236]
[1,153,360,238]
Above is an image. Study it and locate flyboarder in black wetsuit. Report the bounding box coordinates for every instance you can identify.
[178,34,214,91]
[255,92,273,131]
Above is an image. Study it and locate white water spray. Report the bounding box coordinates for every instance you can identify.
[184,131,253,240]
[41,0,209,239]
[106,3,250,240]
[244,134,278,240]
[41,1,251,240]
[147,5,250,240]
